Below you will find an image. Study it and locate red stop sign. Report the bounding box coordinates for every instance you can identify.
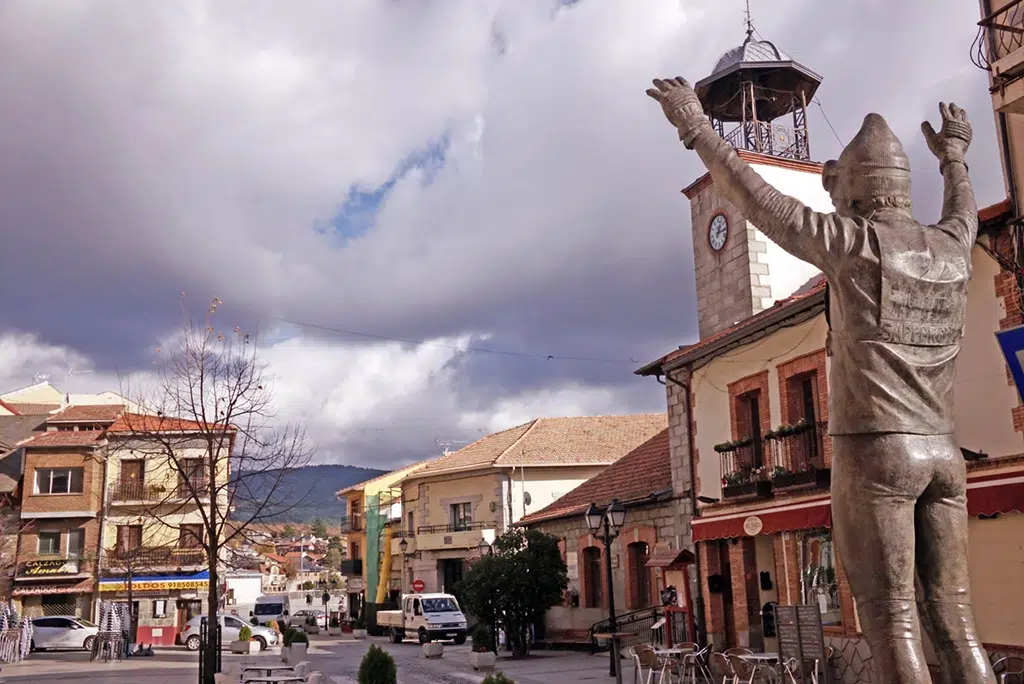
[412,579,425,593]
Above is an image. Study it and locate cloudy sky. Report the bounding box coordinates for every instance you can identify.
[0,0,1005,468]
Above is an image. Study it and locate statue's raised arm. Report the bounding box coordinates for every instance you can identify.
[646,77,855,273]
[922,102,978,247]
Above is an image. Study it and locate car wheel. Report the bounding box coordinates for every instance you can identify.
[418,628,429,644]
[83,635,95,651]
[454,634,466,646]
[253,636,267,651]
[186,635,201,651]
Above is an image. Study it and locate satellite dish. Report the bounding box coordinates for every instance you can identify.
[523,492,532,506]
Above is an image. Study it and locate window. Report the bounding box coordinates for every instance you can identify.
[800,530,841,626]
[153,600,167,618]
[582,547,603,608]
[407,512,414,536]
[450,503,472,531]
[413,599,422,616]
[116,525,143,554]
[67,529,84,558]
[628,542,652,609]
[743,393,764,468]
[178,524,203,548]
[34,468,84,495]
[351,541,361,560]
[37,531,61,555]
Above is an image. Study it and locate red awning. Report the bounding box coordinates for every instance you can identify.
[967,472,1024,516]
[693,472,1024,542]
[646,548,696,568]
[12,579,94,597]
[692,497,831,542]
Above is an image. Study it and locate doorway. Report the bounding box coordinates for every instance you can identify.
[717,542,736,647]
[440,559,464,593]
[175,599,200,638]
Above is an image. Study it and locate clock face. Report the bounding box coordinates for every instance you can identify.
[708,213,728,251]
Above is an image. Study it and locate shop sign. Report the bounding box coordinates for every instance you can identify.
[100,579,209,593]
[18,558,80,577]
[743,516,764,536]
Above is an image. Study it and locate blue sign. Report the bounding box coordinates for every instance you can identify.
[996,324,1024,403]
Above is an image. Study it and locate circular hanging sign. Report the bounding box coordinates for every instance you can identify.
[743,516,764,536]
[412,579,426,593]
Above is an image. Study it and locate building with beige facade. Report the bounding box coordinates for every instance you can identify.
[392,415,667,597]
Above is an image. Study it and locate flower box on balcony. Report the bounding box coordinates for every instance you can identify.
[773,468,831,491]
[722,480,772,500]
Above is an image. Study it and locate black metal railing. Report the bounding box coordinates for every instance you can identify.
[718,422,830,498]
[769,421,827,473]
[723,121,810,161]
[973,0,1024,72]
[175,478,210,500]
[339,515,363,533]
[104,546,206,568]
[589,607,664,654]
[415,521,492,534]
[340,559,362,576]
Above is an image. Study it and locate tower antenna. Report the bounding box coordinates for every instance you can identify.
[744,0,754,41]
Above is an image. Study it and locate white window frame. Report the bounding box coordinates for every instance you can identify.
[34,467,84,495]
[37,530,61,556]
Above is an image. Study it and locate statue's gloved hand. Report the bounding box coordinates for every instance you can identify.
[922,102,972,167]
[646,78,709,149]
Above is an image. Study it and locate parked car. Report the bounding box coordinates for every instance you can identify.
[377,593,468,644]
[179,614,279,651]
[251,594,291,627]
[289,609,326,630]
[30,616,99,651]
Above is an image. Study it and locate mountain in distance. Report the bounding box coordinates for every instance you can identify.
[232,464,387,524]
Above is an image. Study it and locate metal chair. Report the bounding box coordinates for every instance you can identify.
[725,648,753,656]
[631,644,665,684]
[993,656,1024,684]
[708,652,735,684]
[677,642,713,683]
[781,657,819,684]
[729,654,777,684]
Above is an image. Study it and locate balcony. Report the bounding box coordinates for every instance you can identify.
[175,478,210,500]
[339,515,363,533]
[102,546,206,569]
[716,422,831,501]
[390,531,416,556]
[340,559,362,576]
[973,0,1024,113]
[414,522,496,552]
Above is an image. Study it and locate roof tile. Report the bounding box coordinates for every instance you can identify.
[107,412,228,433]
[23,431,105,448]
[48,405,126,423]
[520,429,671,525]
[6,403,60,416]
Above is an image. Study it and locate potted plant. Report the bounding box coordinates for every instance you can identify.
[482,673,514,684]
[352,615,367,639]
[230,625,260,655]
[305,614,320,635]
[287,629,309,665]
[469,624,496,671]
[328,615,342,636]
[358,644,397,684]
[280,627,297,662]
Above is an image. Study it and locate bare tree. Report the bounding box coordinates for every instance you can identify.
[114,300,315,683]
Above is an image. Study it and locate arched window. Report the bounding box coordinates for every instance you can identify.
[628,541,651,609]
[582,547,603,608]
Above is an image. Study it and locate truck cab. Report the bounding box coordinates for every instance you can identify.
[378,593,468,645]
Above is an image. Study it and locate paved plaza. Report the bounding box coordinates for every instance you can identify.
[0,635,630,684]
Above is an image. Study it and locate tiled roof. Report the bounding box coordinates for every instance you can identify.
[48,404,126,423]
[637,274,827,376]
[107,412,229,433]
[411,414,668,478]
[520,429,672,525]
[6,403,60,415]
[0,415,48,450]
[23,430,106,448]
[0,399,20,415]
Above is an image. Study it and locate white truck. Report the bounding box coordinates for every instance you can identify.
[377,593,468,644]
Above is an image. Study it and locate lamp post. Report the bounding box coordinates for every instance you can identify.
[585,498,626,679]
[477,537,498,655]
[399,537,409,596]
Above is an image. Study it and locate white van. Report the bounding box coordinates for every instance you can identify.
[251,594,291,627]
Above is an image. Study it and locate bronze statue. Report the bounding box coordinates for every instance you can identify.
[647,77,995,683]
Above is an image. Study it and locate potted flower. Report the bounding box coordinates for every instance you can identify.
[328,615,342,637]
[305,614,320,635]
[287,629,309,665]
[352,615,367,639]
[469,624,496,671]
[230,625,260,655]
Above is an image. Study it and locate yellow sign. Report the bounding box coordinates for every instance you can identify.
[100,579,209,593]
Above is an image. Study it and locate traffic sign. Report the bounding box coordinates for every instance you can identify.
[412,579,425,593]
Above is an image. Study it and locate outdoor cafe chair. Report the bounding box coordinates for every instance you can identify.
[781,656,819,684]
[631,644,667,684]
[728,654,777,684]
[993,656,1024,684]
[708,652,735,684]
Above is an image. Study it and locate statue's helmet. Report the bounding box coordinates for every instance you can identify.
[823,113,911,212]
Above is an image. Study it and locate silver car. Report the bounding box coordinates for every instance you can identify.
[179,614,278,651]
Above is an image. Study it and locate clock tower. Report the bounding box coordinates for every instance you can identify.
[685,20,834,340]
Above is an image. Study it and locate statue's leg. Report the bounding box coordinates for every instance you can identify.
[831,433,931,683]
[914,435,996,684]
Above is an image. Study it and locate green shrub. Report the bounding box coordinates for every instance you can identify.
[238,625,252,642]
[329,615,340,628]
[306,614,318,627]
[471,624,494,653]
[290,630,309,644]
[250,615,259,626]
[354,615,365,630]
[282,627,299,647]
[358,644,397,684]
[482,673,514,684]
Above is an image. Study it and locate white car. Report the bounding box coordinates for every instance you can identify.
[30,616,98,651]
[289,609,327,630]
[179,614,279,651]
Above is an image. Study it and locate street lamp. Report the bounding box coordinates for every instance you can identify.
[585,499,626,678]
[477,537,498,655]
[399,537,409,596]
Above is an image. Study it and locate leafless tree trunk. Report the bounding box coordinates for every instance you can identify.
[114,300,315,683]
